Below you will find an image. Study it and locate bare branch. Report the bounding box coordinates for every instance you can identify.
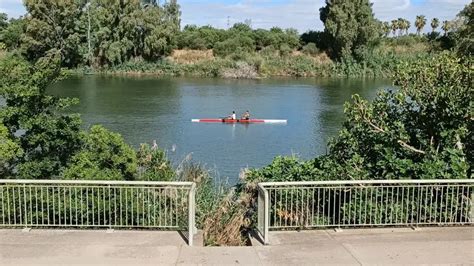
[397,140,426,154]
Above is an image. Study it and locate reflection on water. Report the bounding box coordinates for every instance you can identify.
[48,76,393,182]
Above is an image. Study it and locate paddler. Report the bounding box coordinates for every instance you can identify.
[227,111,236,120]
[241,110,250,120]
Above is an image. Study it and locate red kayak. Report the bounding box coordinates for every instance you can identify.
[192,118,287,124]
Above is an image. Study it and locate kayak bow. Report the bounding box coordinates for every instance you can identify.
[191,118,287,124]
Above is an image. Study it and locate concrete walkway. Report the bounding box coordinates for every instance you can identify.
[0,227,473,265]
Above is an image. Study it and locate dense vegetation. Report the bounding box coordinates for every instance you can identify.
[1,1,471,78]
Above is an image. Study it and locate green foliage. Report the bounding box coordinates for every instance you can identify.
[415,15,427,35]
[63,125,137,181]
[0,122,23,177]
[332,53,471,180]
[302,43,319,56]
[453,2,473,56]
[22,0,85,66]
[0,17,26,50]
[0,53,83,179]
[320,0,380,60]
[249,53,472,182]
[136,143,175,181]
[89,0,179,66]
[431,18,440,32]
[213,34,255,58]
[0,13,8,30]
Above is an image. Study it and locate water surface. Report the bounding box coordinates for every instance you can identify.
[49,76,392,182]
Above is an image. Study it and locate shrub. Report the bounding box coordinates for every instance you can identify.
[136,143,175,181]
[302,43,319,56]
[63,125,137,181]
[220,61,258,79]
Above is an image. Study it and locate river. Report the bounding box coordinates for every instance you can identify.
[48,76,392,182]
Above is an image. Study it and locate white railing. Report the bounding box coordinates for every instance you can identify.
[0,179,197,245]
[257,179,474,244]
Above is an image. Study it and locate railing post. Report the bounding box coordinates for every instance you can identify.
[470,188,473,223]
[263,187,269,245]
[188,183,196,246]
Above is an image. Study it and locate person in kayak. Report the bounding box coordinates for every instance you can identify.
[227,111,236,120]
[241,110,250,120]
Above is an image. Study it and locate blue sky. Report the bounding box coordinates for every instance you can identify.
[0,0,470,33]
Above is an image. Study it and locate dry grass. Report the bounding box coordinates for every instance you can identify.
[295,50,332,64]
[221,61,258,79]
[381,43,429,54]
[169,49,214,64]
[202,192,250,246]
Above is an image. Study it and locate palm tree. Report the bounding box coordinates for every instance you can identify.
[397,18,405,36]
[405,20,411,35]
[391,19,399,36]
[431,18,440,32]
[415,15,427,35]
[441,20,451,35]
[441,20,450,35]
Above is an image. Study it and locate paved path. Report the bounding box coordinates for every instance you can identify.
[0,227,473,265]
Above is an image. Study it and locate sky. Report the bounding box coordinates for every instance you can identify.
[0,0,470,33]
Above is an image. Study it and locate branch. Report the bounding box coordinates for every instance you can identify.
[397,140,426,154]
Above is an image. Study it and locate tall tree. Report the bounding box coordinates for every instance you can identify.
[319,0,380,60]
[453,2,473,56]
[0,17,26,50]
[0,53,83,179]
[442,20,450,35]
[22,0,86,66]
[431,18,440,32]
[405,19,411,35]
[397,18,405,36]
[391,19,399,36]
[0,13,7,30]
[415,15,427,35]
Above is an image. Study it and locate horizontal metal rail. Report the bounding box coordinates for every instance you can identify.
[0,179,197,245]
[257,180,474,244]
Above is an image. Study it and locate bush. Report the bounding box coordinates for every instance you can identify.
[136,143,175,181]
[213,35,255,57]
[63,125,137,181]
[220,61,258,79]
[302,43,319,56]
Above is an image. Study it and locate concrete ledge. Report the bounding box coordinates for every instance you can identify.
[0,227,472,265]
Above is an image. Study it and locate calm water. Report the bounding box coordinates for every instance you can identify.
[49,76,392,182]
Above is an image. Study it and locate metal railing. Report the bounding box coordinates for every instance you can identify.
[0,179,197,245]
[257,179,474,244]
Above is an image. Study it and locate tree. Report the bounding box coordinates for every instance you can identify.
[442,20,450,35]
[63,125,138,181]
[0,13,7,30]
[397,18,405,36]
[415,15,427,35]
[0,53,83,179]
[405,19,411,35]
[89,0,180,66]
[319,0,380,60]
[453,2,473,56]
[0,122,23,177]
[0,17,26,50]
[391,19,399,36]
[249,53,471,183]
[431,18,440,32]
[22,0,85,66]
[325,53,472,180]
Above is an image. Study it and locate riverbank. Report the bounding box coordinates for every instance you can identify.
[73,44,431,79]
